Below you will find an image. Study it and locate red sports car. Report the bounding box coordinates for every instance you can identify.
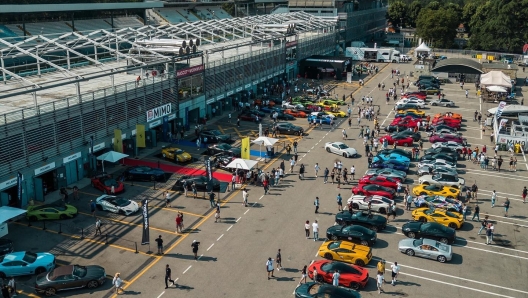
[238,113,257,122]
[390,116,421,127]
[402,92,427,99]
[431,117,461,129]
[359,175,400,189]
[429,134,466,144]
[352,184,395,199]
[91,174,125,194]
[379,135,414,147]
[308,260,369,290]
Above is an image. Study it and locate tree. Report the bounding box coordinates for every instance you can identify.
[416,7,459,48]
[407,1,422,27]
[386,1,407,27]
[426,1,441,10]
[461,2,477,34]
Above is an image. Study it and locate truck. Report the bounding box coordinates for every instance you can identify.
[345,47,400,63]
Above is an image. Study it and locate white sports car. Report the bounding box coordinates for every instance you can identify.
[417,159,456,170]
[431,141,464,152]
[347,195,393,214]
[396,99,425,108]
[325,142,358,158]
[95,195,139,215]
[282,102,304,110]
[418,174,465,188]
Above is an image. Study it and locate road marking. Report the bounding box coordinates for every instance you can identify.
[311,146,314,149]
[307,150,310,153]
[207,243,214,251]
[198,254,203,260]
[236,217,241,222]
[77,211,175,234]
[226,225,233,231]
[244,209,250,214]
[315,252,318,257]
[217,234,224,241]
[156,291,165,298]
[182,265,192,274]
[252,202,257,207]
[302,154,307,157]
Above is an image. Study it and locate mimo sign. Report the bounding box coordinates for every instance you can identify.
[146,104,172,122]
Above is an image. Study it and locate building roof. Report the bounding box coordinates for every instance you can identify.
[431,58,484,74]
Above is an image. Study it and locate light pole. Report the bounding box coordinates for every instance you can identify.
[400,18,404,54]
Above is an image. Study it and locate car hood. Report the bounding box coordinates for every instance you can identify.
[326,225,342,235]
[121,201,139,212]
[344,148,357,154]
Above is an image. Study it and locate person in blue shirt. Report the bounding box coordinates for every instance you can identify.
[336,194,343,212]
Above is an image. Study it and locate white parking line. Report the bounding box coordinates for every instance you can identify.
[252,202,257,207]
[197,254,203,260]
[182,265,192,274]
[207,243,214,251]
[226,225,233,231]
[217,234,224,241]
[156,291,165,298]
[244,209,250,214]
[236,217,241,222]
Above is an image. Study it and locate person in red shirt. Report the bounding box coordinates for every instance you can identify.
[482,145,487,154]
[462,147,468,160]
[263,178,269,195]
[467,148,473,160]
[175,214,183,234]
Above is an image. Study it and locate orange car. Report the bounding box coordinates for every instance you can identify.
[434,113,463,120]
[284,109,307,118]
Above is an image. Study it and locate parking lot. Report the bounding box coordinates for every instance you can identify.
[7,57,528,298]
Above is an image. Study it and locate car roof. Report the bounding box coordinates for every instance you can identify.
[50,265,74,277]
[1,251,29,262]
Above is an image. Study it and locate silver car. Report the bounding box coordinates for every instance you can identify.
[364,168,407,180]
[417,165,458,177]
[430,98,455,107]
[398,238,452,263]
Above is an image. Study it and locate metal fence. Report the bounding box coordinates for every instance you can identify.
[401,47,524,61]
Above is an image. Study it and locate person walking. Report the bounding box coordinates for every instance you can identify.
[336,194,343,212]
[523,186,527,203]
[290,157,295,173]
[485,223,493,245]
[332,270,340,286]
[314,163,320,177]
[478,215,489,235]
[350,165,355,180]
[312,220,319,241]
[90,200,96,217]
[165,191,171,208]
[504,197,510,216]
[191,182,197,198]
[314,197,320,214]
[209,191,216,207]
[191,240,200,260]
[471,182,479,200]
[175,213,183,233]
[323,167,329,184]
[462,204,468,221]
[165,264,176,288]
[488,223,495,243]
[299,164,305,180]
[95,218,102,236]
[113,273,124,294]
[390,262,400,286]
[7,276,16,297]
[299,265,308,285]
[214,203,221,223]
[472,204,480,221]
[293,140,298,154]
[377,272,385,294]
[405,193,412,211]
[266,257,275,280]
[491,190,497,207]
[377,259,386,277]
[242,188,248,207]
[305,220,310,239]
[155,235,164,255]
[276,249,283,270]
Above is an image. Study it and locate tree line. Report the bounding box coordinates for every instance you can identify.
[386,0,528,53]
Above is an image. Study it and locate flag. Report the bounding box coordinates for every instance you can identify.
[16,172,23,208]
[205,157,214,192]
[136,125,146,148]
[114,129,122,153]
[496,101,507,119]
[141,199,150,245]
[241,137,250,159]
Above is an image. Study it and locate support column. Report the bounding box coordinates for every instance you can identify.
[1,57,5,84]
[36,48,41,77]
[66,50,70,70]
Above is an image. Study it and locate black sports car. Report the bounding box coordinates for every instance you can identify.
[200,130,232,143]
[378,148,412,159]
[274,122,304,135]
[173,175,221,191]
[384,124,409,133]
[35,264,106,296]
[326,225,377,247]
[275,112,295,120]
[424,147,460,156]
[402,221,456,244]
[207,143,241,157]
[124,166,165,181]
[294,282,360,298]
[209,153,235,170]
[335,211,388,232]
[391,131,421,142]
[420,153,458,163]
[0,239,13,256]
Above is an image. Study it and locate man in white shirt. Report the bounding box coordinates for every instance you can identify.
[350,165,355,180]
[242,188,248,207]
[312,220,319,241]
[332,270,340,286]
[314,163,320,177]
[377,272,384,293]
[391,262,400,285]
[266,257,275,280]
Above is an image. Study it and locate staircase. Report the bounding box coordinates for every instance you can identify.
[147,9,167,25]
[17,25,31,36]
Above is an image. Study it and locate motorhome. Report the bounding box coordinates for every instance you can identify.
[345,47,400,63]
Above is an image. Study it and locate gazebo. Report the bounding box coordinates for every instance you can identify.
[415,42,431,58]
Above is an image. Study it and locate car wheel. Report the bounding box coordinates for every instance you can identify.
[439,238,449,244]
[422,182,429,185]
[379,207,386,214]
[324,253,333,260]
[420,192,427,196]
[86,280,100,289]
[407,232,416,238]
[448,223,458,229]
[59,214,68,220]
[360,240,369,246]
[350,282,360,290]
[44,288,56,297]
[96,204,103,211]
[419,217,427,222]
[437,255,447,263]
[355,259,365,266]
[316,275,324,282]
[406,249,415,256]
[352,203,359,209]
[326,147,331,152]
[331,235,338,240]
[432,103,437,106]
[35,267,46,274]
[119,210,126,215]
[295,131,300,136]
[370,226,379,232]
[403,143,409,147]
[343,153,347,157]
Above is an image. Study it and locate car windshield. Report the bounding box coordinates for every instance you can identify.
[112,198,131,207]
[73,265,88,278]
[208,130,221,136]
[445,211,458,218]
[220,144,232,149]
[432,174,441,180]
[413,239,423,247]
[437,243,450,252]
[22,251,37,263]
[321,262,334,272]
[104,179,118,187]
[174,149,184,155]
[338,144,348,149]
[328,241,341,250]
[138,166,151,172]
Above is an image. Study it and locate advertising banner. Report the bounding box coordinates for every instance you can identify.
[141,199,150,245]
[205,157,214,192]
[114,129,122,153]
[136,125,146,148]
[241,137,250,160]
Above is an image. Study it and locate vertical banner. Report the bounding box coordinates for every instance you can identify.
[89,136,94,156]
[259,124,263,137]
[241,137,250,160]
[205,157,214,192]
[136,125,146,148]
[16,172,23,208]
[141,198,150,245]
[162,116,169,142]
[114,129,122,153]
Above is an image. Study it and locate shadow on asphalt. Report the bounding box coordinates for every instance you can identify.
[165,253,218,262]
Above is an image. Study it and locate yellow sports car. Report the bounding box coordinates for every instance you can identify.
[325,110,347,118]
[412,184,460,199]
[397,109,425,117]
[315,102,338,111]
[412,207,464,229]
[161,147,192,163]
[318,240,372,266]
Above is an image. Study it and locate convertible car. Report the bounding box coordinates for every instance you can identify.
[335,211,388,231]
[307,261,368,290]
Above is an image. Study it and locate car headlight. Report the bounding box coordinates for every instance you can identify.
[404,228,410,231]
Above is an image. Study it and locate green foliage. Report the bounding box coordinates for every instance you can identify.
[386,1,407,27]
[407,1,422,27]
[416,7,459,48]
[426,1,441,10]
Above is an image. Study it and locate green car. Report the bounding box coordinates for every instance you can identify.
[27,202,78,221]
[322,99,346,106]
[295,282,360,298]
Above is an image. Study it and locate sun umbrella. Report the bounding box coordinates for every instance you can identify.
[486,85,507,93]
[225,158,259,170]
[252,137,279,159]
[96,151,129,171]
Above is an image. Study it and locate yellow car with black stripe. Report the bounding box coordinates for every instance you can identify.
[318,240,372,266]
[412,184,460,199]
[325,110,347,118]
[315,102,338,111]
[412,207,464,229]
[161,147,192,163]
[396,109,425,117]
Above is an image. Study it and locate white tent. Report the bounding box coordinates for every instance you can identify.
[96,151,129,171]
[226,158,259,170]
[415,42,431,57]
[480,71,512,88]
[486,85,508,93]
[252,136,279,159]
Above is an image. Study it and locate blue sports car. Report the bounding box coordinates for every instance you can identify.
[307,114,332,125]
[0,251,55,277]
[370,159,410,172]
[372,153,411,164]
[124,166,166,181]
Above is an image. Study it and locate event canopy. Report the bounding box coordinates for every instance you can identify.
[480,71,512,88]
[252,137,279,146]
[486,85,508,93]
[415,42,431,57]
[226,158,259,170]
[96,151,129,171]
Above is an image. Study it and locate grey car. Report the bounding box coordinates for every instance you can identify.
[365,168,407,180]
[35,264,106,296]
[417,165,458,176]
[430,98,455,107]
[398,238,452,263]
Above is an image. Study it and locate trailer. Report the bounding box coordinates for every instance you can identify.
[345,47,400,63]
